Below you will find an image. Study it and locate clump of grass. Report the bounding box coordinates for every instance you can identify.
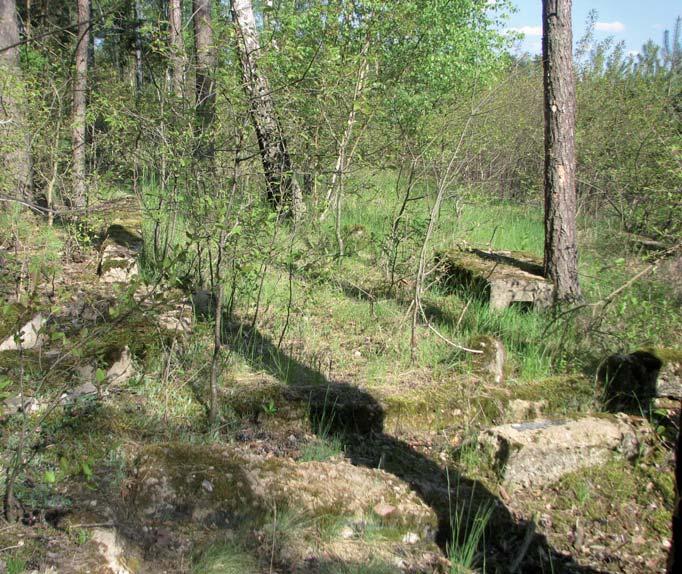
[192,540,259,574]
[300,436,344,462]
[447,472,494,574]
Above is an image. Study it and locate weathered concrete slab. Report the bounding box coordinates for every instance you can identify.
[478,415,639,490]
[97,223,143,284]
[437,248,553,310]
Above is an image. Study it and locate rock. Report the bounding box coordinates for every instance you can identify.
[134,286,192,334]
[106,346,135,386]
[470,336,506,384]
[66,382,98,400]
[478,415,639,490]
[373,502,396,518]
[98,242,139,283]
[98,223,142,284]
[2,395,39,416]
[128,444,437,537]
[90,527,135,574]
[340,526,355,539]
[402,532,420,544]
[74,364,96,383]
[190,289,216,319]
[600,349,682,410]
[506,399,546,421]
[0,314,46,351]
[156,303,192,334]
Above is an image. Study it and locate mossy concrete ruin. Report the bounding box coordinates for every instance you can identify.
[436,248,554,310]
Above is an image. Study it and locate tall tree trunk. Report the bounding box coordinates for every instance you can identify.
[169,0,186,99]
[542,0,581,302]
[0,0,33,203]
[231,0,304,220]
[72,0,89,208]
[193,0,214,159]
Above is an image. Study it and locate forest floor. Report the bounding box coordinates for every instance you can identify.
[0,174,680,573]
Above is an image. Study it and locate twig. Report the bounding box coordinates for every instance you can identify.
[422,314,483,355]
[0,542,24,552]
[66,521,115,529]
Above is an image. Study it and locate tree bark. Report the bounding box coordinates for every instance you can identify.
[72,0,89,208]
[542,0,581,302]
[0,0,33,202]
[231,0,304,220]
[133,0,143,96]
[168,0,186,99]
[193,0,214,159]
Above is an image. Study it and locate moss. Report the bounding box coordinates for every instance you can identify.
[436,248,545,284]
[512,375,597,415]
[643,347,682,366]
[131,444,266,527]
[99,256,135,274]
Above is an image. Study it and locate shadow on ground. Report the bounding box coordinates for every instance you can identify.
[226,322,605,573]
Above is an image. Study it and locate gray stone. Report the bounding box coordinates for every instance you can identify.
[98,223,142,284]
[90,527,136,574]
[62,382,98,403]
[106,346,135,386]
[470,336,506,384]
[3,395,40,416]
[191,289,217,319]
[478,415,639,490]
[75,364,96,383]
[157,303,192,334]
[134,285,192,334]
[0,314,46,351]
[98,242,139,284]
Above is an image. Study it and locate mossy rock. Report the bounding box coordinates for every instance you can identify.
[511,375,597,416]
[128,443,438,536]
[129,444,263,527]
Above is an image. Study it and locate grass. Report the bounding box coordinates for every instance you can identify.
[447,472,495,574]
[192,540,259,574]
[300,435,344,462]
[5,557,27,574]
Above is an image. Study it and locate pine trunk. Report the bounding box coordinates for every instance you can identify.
[72,0,89,208]
[0,0,33,203]
[542,0,581,302]
[231,0,304,220]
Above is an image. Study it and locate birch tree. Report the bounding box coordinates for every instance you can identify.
[231,0,305,220]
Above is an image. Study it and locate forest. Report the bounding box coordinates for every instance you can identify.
[0,0,681,572]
